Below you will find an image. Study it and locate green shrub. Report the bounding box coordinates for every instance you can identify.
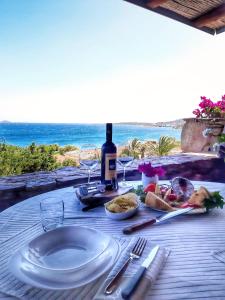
[61,159,78,167]
[0,143,77,176]
[58,145,79,155]
[0,143,61,176]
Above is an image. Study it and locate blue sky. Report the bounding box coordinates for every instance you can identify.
[0,0,225,123]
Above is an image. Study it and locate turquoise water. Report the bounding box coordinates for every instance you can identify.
[0,123,181,147]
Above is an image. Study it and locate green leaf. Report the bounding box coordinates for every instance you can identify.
[204,191,225,210]
[132,185,147,203]
[146,136,177,156]
[218,134,225,143]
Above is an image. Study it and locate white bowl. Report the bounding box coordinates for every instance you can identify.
[104,196,139,220]
[9,236,121,290]
[20,225,110,271]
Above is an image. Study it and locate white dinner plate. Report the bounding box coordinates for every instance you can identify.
[9,234,121,290]
[20,226,110,271]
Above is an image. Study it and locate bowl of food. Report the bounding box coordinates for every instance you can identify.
[104,193,139,220]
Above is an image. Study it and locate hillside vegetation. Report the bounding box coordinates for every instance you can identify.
[0,136,180,176]
[0,143,78,176]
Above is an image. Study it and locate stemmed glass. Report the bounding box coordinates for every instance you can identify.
[79,144,99,184]
[117,156,134,187]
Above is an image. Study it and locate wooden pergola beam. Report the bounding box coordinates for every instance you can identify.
[194,3,225,28]
[146,0,169,9]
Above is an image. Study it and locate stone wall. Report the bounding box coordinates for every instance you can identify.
[0,153,224,212]
[181,118,225,152]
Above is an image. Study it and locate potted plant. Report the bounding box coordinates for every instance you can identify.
[138,163,165,188]
[193,95,225,119]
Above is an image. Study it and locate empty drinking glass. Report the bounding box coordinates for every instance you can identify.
[79,144,99,184]
[117,156,134,187]
[40,198,64,232]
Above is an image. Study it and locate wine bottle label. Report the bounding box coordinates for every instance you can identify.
[105,153,117,180]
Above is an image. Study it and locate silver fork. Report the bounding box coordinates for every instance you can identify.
[104,237,147,295]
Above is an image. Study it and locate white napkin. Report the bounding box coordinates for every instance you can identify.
[93,237,169,300]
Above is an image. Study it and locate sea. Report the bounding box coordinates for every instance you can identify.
[0,123,181,147]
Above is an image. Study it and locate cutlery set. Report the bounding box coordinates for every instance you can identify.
[104,237,159,299]
[122,245,160,299]
[102,208,194,298]
[105,237,147,295]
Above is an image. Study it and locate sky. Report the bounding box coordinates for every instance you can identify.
[0,0,225,123]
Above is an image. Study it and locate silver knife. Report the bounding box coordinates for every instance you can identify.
[123,207,193,234]
[121,245,160,299]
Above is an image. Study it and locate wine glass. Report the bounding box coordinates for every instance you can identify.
[79,144,99,184]
[117,156,134,187]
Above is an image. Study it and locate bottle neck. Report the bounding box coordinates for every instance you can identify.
[106,123,112,142]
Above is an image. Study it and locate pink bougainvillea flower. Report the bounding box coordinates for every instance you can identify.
[138,163,165,177]
[193,109,201,117]
[154,167,166,177]
[216,100,225,111]
[193,94,225,118]
[199,97,214,109]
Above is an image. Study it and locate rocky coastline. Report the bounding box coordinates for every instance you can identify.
[118,119,184,129]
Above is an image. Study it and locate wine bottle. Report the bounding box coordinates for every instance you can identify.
[101,123,117,190]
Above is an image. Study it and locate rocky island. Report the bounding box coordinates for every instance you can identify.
[0,120,11,124]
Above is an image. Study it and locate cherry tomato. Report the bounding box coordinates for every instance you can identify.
[144,183,156,193]
[167,194,177,201]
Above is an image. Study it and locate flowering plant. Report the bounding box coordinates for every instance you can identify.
[193,95,225,119]
[138,163,165,177]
